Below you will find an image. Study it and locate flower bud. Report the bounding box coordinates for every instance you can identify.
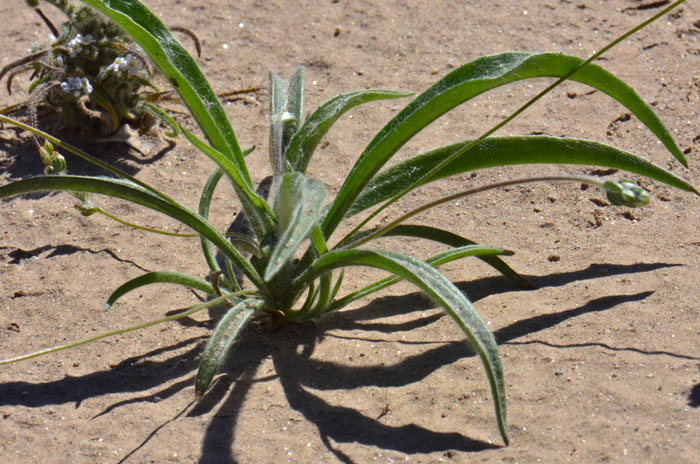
[604,179,650,207]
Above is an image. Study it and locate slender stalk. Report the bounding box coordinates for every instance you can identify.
[95,207,199,237]
[343,175,609,249]
[0,290,256,365]
[339,0,686,244]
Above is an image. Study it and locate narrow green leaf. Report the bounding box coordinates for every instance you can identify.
[285,90,412,173]
[269,71,288,175]
[145,103,275,239]
[350,136,699,216]
[195,299,260,397]
[265,173,327,281]
[0,176,266,291]
[342,224,530,289]
[106,271,216,311]
[323,52,687,238]
[199,168,225,276]
[294,249,509,445]
[288,67,305,133]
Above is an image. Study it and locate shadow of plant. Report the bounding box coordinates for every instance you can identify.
[0,261,694,463]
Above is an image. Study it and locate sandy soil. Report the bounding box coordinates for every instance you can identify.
[1,0,699,463]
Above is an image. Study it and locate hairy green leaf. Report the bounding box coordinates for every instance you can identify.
[285,89,412,173]
[326,244,514,313]
[269,71,288,175]
[195,299,260,397]
[288,67,305,134]
[265,173,327,281]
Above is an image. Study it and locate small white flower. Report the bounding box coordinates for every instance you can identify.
[78,77,93,94]
[66,33,94,57]
[106,56,127,76]
[76,33,94,45]
[59,76,92,97]
[66,40,82,57]
[124,54,142,76]
[49,54,65,70]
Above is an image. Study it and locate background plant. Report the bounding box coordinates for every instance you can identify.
[0,0,198,137]
[0,0,695,446]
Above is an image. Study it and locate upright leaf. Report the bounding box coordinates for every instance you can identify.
[265,173,326,281]
[288,67,305,133]
[269,71,288,176]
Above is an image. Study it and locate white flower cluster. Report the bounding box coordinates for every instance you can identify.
[66,33,94,57]
[105,54,143,77]
[60,76,93,97]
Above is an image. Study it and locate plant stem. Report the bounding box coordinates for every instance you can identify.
[0,114,181,206]
[0,290,256,365]
[96,207,199,237]
[344,175,607,249]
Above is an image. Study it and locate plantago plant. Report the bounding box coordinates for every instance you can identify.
[0,0,696,445]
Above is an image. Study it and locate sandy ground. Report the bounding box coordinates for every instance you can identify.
[1,0,699,462]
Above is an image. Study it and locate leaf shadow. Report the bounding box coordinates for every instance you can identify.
[4,243,149,271]
[196,262,678,463]
[0,336,205,409]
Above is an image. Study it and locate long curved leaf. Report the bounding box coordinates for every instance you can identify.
[0,176,266,291]
[322,51,686,237]
[195,298,261,397]
[198,167,226,276]
[265,173,326,281]
[106,271,216,311]
[81,0,275,238]
[326,244,514,313]
[294,249,509,445]
[285,89,412,173]
[350,136,699,216]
